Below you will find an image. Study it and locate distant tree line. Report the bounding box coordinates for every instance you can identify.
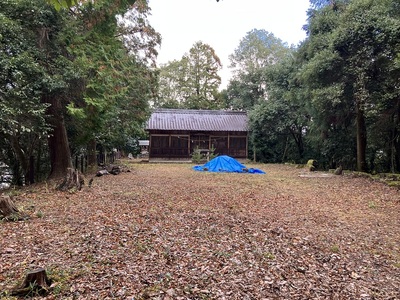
[243,0,400,173]
[1,0,399,188]
[156,0,400,173]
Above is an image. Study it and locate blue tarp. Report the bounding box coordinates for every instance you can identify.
[193,155,266,174]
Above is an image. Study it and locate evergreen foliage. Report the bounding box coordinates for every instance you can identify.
[0,0,159,183]
[299,0,400,171]
[228,0,400,173]
[155,41,223,110]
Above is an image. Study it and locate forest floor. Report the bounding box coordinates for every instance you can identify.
[0,162,399,300]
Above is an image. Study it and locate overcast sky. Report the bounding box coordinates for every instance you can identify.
[148,0,311,88]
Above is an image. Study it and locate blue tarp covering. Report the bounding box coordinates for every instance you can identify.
[193,155,266,174]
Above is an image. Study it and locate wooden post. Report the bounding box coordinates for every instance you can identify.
[228,133,230,156]
[36,140,41,182]
[28,155,34,184]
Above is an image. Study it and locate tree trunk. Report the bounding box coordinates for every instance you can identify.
[87,138,97,173]
[44,94,73,179]
[8,135,29,183]
[57,168,84,191]
[281,135,289,162]
[36,139,42,181]
[355,99,367,172]
[393,98,400,173]
[28,155,35,184]
[290,126,304,159]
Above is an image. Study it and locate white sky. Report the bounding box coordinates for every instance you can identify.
[148,0,310,89]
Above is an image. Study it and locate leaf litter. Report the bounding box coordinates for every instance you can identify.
[0,163,399,299]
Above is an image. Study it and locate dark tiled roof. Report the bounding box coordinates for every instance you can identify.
[146,109,248,132]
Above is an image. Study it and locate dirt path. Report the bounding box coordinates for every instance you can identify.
[1,163,399,299]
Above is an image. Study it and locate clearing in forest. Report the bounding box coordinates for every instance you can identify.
[0,162,399,299]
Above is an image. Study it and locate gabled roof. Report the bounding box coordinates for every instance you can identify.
[146,109,248,132]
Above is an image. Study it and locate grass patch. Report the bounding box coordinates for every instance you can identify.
[331,245,340,253]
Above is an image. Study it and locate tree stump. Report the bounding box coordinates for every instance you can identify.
[0,196,26,221]
[306,159,318,172]
[11,268,51,297]
[0,196,18,217]
[57,168,84,191]
[334,165,343,175]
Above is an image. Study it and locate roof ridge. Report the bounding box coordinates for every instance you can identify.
[153,108,247,115]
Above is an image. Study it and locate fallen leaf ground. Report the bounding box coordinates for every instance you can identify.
[1,162,399,300]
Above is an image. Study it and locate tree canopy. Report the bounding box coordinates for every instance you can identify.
[225,29,290,110]
[155,41,223,110]
[1,0,159,182]
[226,0,400,173]
[299,0,400,171]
